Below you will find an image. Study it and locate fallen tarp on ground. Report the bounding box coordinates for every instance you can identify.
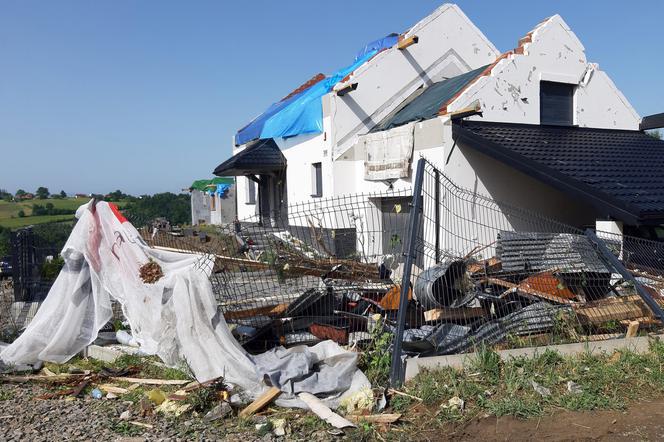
[0,200,369,409]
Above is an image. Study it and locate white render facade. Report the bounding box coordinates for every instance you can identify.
[226,4,647,260]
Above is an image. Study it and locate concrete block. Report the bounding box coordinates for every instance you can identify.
[404,333,664,381]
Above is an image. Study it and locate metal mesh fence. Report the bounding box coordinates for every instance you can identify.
[389,158,664,383]
[2,160,664,387]
[138,190,412,353]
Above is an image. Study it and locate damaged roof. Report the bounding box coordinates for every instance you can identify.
[453,120,664,224]
[213,138,286,177]
[371,64,488,132]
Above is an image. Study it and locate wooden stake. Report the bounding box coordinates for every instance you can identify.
[239,386,281,418]
[626,321,640,338]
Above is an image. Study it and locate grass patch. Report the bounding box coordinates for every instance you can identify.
[109,420,144,437]
[0,214,75,228]
[391,337,664,430]
[0,388,14,401]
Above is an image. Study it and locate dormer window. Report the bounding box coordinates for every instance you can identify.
[540,81,575,126]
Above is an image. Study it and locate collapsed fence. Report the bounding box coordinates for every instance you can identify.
[3,158,664,386]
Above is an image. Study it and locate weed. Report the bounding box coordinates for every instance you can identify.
[469,343,501,382]
[389,394,413,412]
[187,378,228,413]
[349,420,376,442]
[0,389,14,401]
[255,420,273,436]
[109,420,143,437]
[359,318,392,387]
[296,414,328,433]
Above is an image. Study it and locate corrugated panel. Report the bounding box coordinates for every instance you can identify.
[496,231,609,273]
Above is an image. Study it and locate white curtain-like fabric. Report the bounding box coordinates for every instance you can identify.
[361,122,415,181]
[0,201,369,408]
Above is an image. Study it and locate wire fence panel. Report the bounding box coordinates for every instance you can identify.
[2,164,664,387]
[138,190,412,353]
[389,158,664,383]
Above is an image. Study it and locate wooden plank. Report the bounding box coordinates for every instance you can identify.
[224,303,289,320]
[626,321,640,338]
[488,277,576,305]
[110,377,190,386]
[397,35,419,50]
[0,374,84,383]
[239,386,281,418]
[346,413,401,424]
[573,294,664,325]
[423,307,485,322]
[467,257,501,275]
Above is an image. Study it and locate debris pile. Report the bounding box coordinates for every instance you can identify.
[146,225,664,357]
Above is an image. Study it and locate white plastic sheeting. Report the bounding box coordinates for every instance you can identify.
[0,200,369,408]
[361,122,415,181]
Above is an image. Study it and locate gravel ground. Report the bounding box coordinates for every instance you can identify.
[0,383,344,442]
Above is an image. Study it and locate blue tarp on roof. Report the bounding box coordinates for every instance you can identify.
[235,34,398,146]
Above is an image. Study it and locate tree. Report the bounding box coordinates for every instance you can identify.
[59,190,67,198]
[15,189,26,198]
[124,192,191,226]
[647,129,662,140]
[0,189,11,202]
[107,190,131,201]
[36,187,50,199]
[17,210,25,218]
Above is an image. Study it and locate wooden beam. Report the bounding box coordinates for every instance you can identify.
[239,386,281,418]
[397,35,419,50]
[423,306,485,322]
[574,294,664,325]
[346,413,402,424]
[626,320,640,338]
[223,303,289,320]
[487,277,576,305]
[335,83,357,96]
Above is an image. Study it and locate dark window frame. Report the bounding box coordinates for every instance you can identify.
[311,162,323,198]
[540,81,575,126]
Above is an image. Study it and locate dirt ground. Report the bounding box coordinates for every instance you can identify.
[2,382,664,441]
[439,398,664,442]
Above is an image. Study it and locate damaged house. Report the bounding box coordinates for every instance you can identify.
[214,3,664,260]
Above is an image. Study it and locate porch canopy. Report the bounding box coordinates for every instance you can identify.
[452,120,664,225]
[213,138,286,177]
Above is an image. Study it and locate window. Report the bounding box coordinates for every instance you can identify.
[311,163,323,197]
[210,194,216,210]
[540,81,575,126]
[245,178,256,204]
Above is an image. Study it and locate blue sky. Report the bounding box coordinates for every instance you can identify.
[1,1,662,195]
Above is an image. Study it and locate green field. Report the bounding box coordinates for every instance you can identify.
[0,198,126,228]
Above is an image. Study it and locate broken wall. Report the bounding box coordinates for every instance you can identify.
[446,15,640,130]
[329,3,499,159]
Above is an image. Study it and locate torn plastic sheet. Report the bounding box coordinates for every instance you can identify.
[235,34,398,145]
[0,200,369,409]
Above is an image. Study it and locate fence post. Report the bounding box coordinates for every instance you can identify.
[434,169,440,264]
[390,158,426,386]
[585,229,664,321]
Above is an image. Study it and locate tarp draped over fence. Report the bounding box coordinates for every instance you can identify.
[0,200,369,408]
[235,34,399,146]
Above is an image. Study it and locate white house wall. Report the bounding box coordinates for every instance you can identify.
[329,3,499,159]
[446,15,640,130]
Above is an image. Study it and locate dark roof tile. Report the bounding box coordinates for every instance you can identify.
[453,121,664,223]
